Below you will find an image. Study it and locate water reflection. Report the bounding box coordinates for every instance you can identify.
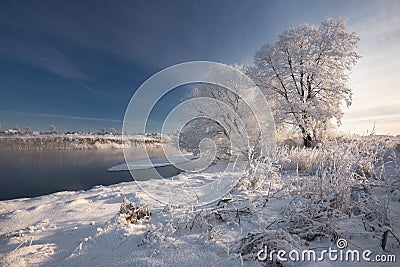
[0,146,177,200]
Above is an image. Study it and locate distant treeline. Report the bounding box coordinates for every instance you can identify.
[0,136,161,151]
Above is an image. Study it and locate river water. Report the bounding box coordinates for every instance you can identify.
[0,147,174,201]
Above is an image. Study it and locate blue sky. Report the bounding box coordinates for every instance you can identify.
[0,0,399,134]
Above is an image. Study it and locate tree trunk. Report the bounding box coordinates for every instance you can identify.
[303,133,313,147]
[298,123,314,147]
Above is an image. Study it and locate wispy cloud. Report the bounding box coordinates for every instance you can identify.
[77,84,126,104]
[344,114,400,123]
[0,2,170,69]
[0,19,88,80]
[0,110,122,123]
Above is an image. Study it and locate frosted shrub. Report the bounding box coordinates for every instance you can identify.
[279,136,398,184]
[276,146,320,174]
[283,195,348,241]
[119,196,151,225]
[275,136,400,242]
[230,229,299,264]
[238,155,282,193]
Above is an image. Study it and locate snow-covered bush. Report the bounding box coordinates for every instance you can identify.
[275,146,319,174]
[119,196,151,225]
[282,195,345,241]
[269,136,399,243]
[277,136,398,179]
[238,149,282,193]
[230,229,299,264]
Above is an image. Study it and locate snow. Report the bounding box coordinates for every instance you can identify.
[1,136,399,266]
[0,176,252,266]
[1,177,398,266]
[108,155,197,171]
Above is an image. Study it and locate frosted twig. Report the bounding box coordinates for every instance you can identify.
[11,239,27,254]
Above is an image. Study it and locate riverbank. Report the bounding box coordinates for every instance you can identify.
[0,134,161,151]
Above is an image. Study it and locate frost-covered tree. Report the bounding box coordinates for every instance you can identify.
[181,65,263,157]
[250,18,360,146]
[110,128,116,135]
[49,124,57,134]
[179,117,229,157]
[24,127,32,135]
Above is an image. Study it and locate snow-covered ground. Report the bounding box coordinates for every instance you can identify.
[0,136,399,266]
[0,172,251,266]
